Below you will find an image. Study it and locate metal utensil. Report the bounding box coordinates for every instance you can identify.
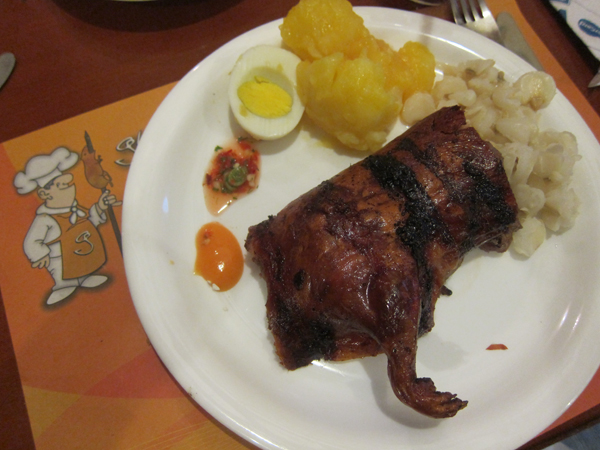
[449,0,502,44]
[0,52,16,90]
[589,70,600,88]
[449,0,543,70]
[496,12,543,71]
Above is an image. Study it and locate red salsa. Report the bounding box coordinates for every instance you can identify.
[203,137,260,215]
[486,344,508,351]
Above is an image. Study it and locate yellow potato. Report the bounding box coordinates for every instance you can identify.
[280,0,436,151]
[279,0,369,61]
[297,54,401,152]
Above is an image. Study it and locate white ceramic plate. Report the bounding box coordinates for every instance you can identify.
[123,8,600,450]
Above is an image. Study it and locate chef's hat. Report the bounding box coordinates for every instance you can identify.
[14,147,79,194]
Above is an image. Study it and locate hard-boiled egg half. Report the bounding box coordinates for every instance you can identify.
[229,45,305,140]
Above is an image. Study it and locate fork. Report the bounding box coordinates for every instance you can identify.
[449,0,502,44]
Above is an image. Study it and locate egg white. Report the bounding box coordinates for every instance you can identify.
[229,45,305,141]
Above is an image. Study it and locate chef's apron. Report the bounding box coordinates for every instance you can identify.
[48,209,107,280]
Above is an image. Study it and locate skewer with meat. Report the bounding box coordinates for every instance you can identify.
[245,106,520,419]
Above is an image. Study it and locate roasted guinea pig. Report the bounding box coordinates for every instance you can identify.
[245,106,520,419]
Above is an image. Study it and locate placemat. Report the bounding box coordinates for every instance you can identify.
[0,1,599,448]
[0,83,258,449]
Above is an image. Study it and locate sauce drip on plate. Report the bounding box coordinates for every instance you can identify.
[203,137,260,215]
[194,222,244,292]
[486,344,508,351]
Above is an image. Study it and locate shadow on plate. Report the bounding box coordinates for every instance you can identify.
[51,0,243,32]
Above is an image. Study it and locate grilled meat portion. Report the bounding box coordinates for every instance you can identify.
[245,106,520,418]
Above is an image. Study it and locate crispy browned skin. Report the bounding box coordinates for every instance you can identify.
[245,106,520,418]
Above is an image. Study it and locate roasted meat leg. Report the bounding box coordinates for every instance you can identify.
[245,106,520,418]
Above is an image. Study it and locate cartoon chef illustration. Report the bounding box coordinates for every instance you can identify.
[13,146,121,305]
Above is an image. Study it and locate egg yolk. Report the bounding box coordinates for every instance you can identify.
[194,222,244,292]
[237,76,292,118]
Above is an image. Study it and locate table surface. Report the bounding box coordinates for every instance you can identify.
[1,1,600,449]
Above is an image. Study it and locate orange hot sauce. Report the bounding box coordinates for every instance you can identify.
[194,222,244,292]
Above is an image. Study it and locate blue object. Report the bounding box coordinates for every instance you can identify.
[579,19,600,38]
